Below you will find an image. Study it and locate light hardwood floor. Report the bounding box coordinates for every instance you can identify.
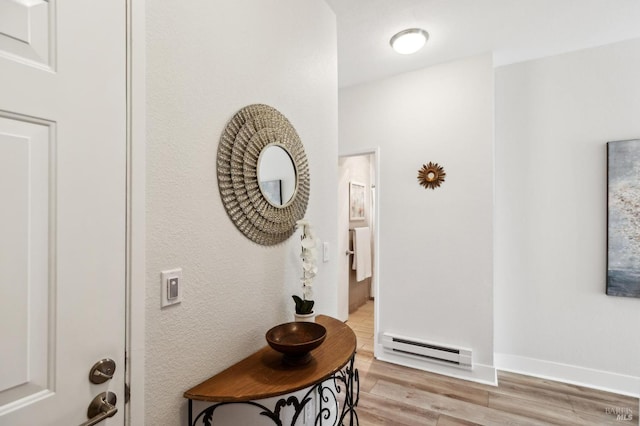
[347,300,638,426]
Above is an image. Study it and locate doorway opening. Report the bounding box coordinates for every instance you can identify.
[338,149,379,358]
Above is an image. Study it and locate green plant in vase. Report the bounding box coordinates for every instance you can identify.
[292,219,318,316]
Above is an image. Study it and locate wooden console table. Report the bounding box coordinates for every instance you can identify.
[184,315,359,426]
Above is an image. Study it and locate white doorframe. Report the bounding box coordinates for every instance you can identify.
[126,0,146,424]
[338,147,381,358]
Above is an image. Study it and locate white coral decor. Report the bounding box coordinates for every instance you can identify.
[296,219,319,300]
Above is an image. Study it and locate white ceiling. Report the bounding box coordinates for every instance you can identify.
[325,0,640,88]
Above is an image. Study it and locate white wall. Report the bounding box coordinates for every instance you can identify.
[339,54,495,384]
[495,38,640,396]
[145,1,337,424]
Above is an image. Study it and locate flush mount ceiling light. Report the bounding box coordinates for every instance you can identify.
[390,28,429,55]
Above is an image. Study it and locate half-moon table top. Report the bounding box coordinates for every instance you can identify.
[184,315,357,402]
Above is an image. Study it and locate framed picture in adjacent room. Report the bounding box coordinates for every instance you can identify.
[260,179,282,206]
[349,181,365,221]
[607,139,640,298]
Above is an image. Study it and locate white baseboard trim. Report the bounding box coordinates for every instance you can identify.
[375,344,497,386]
[495,353,640,398]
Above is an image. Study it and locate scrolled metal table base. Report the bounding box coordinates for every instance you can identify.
[189,355,359,426]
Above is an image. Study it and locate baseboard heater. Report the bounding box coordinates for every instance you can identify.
[382,333,472,370]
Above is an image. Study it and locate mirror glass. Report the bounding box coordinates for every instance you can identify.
[258,145,298,207]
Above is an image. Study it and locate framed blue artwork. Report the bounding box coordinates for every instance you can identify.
[607,139,640,298]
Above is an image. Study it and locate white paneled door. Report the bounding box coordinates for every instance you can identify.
[0,0,126,425]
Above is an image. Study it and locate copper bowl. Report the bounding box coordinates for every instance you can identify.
[266,322,327,365]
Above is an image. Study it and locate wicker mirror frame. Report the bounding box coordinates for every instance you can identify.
[217,104,310,245]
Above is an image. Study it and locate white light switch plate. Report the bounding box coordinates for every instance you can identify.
[161,268,182,308]
[323,242,330,262]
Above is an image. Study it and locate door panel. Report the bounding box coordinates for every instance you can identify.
[0,0,126,424]
[0,115,52,409]
[0,0,52,69]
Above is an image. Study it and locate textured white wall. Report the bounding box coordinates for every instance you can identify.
[495,38,640,395]
[145,1,337,424]
[339,55,495,383]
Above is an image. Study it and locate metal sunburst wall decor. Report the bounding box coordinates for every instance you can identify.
[417,162,446,190]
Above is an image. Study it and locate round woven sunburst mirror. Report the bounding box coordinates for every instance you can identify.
[418,162,446,190]
[217,104,310,245]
